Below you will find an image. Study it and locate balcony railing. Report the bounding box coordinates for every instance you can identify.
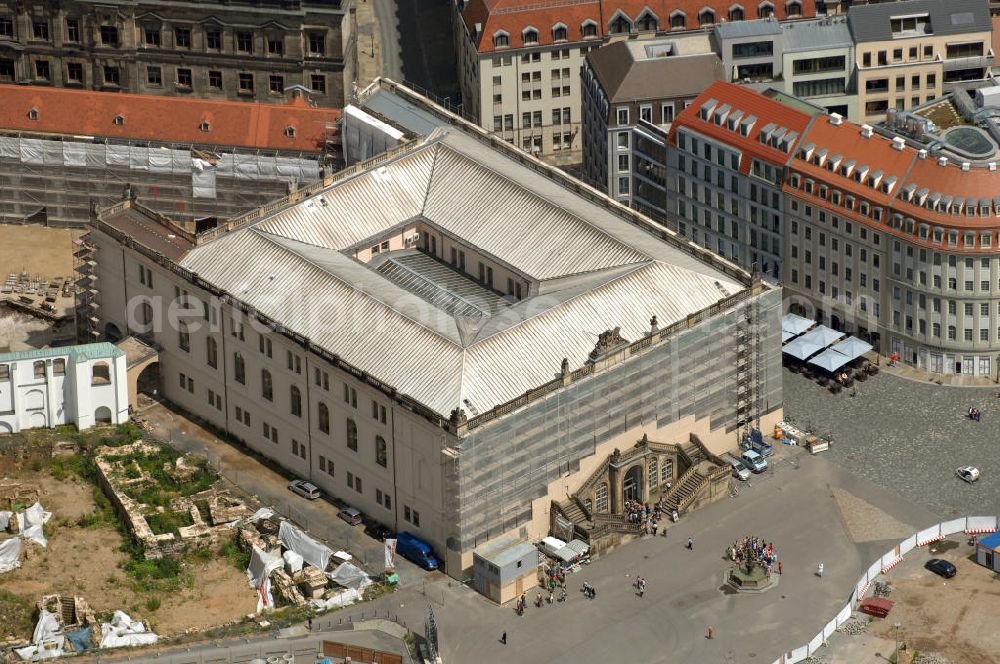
[942,49,994,71]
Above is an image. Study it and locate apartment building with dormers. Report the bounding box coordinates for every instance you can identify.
[453,0,816,166]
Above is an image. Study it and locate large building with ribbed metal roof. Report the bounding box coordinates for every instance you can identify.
[83,81,783,576]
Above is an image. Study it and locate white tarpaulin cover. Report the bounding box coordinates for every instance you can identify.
[99,611,158,649]
[246,546,282,613]
[248,507,274,523]
[278,521,331,571]
[0,537,23,573]
[15,609,65,660]
[192,162,217,199]
[328,562,372,591]
[310,587,363,611]
[283,550,304,574]
[18,502,50,548]
[0,510,12,530]
[384,539,396,569]
[62,143,87,168]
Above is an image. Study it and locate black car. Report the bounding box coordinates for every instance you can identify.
[364,521,394,542]
[925,558,957,578]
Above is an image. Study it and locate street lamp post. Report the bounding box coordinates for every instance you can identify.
[995,354,1000,383]
[894,622,901,662]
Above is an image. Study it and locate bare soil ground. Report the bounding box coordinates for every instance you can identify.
[0,471,255,642]
[0,224,82,279]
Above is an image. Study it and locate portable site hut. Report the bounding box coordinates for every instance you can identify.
[472,536,538,604]
[975,532,1000,571]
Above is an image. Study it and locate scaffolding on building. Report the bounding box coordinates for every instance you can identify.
[73,233,100,342]
[735,276,763,445]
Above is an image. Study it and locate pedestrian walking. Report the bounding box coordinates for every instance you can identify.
[687,536,693,550]
[707,626,714,640]
[778,561,783,575]
[817,562,824,577]
[306,618,312,631]
[500,631,507,645]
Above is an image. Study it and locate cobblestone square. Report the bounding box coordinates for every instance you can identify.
[783,367,1000,519]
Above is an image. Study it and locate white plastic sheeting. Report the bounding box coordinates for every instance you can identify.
[283,550,304,575]
[310,587,364,612]
[15,609,65,660]
[18,502,50,548]
[328,562,372,592]
[192,161,217,199]
[278,521,331,572]
[0,537,22,573]
[99,611,158,649]
[248,507,275,523]
[0,510,11,530]
[63,142,87,167]
[246,546,282,613]
[20,138,45,165]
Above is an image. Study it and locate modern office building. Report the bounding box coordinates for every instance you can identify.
[0,343,129,433]
[84,80,783,578]
[672,79,1000,377]
[581,34,724,212]
[850,0,993,123]
[453,0,816,166]
[0,84,339,227]
[0,0,352,106]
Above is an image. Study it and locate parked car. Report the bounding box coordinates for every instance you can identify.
[925,558,957,578]
[396,532,441,570]
[337,506,363,526]
[956,466,980,483]
[728,456,751,481]
[741,450,768,473]
[287,479,321,500]
[364,521,394,541]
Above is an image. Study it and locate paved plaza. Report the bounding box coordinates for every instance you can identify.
[783,368,1000,518]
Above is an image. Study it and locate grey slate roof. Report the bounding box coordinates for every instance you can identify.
[176,127,745,417]
[714,17,783,40]
[781,17,853,52]
[587,40,725,103]
[848,0,990,43]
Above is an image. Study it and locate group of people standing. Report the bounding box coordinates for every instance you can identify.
[968,405,983,421]
[730,535,778,575]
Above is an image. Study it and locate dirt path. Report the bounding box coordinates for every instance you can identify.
[0,224,82,279]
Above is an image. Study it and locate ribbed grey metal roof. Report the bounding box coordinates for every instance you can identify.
[714,17,782,40]
[781,17,852,52]
[848,0,990,43]
[179,127,745,416]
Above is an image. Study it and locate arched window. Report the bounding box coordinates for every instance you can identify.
[699,9,716,26]
[584,498,593,513]
[318,402,330,434]
[636,11,657,32]
[375,435,387,467]
[649,458,658,489]
[33,361,46,378]
[609,14,631,34]
[581,20,598,38]
[92,361,110,385]
[206,337,218,368]
[522,27,538,45]
[670,12,686,29]
[786,0,802,17]
[757,1,774,18]
[493,31,509,48]
[234,353,245,384]
[552,24,568,42]
[290,385,302,417]
[346,418,358,451]
[729,5,745,21]
[261,368,273,401]
[595,483,609,513]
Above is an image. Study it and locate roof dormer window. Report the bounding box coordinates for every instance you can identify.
[285,125,296,138]
[699,8,716,26]
[28,108,38,121]
[636,10,658,32]
[552,24,568,42]
[493,31,509,48]
[522,27,538,45]
[113,114,124,126]
[609,13,632,35]
[199,120,210,132]
[581,20,598,39]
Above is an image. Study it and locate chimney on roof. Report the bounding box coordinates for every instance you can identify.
[937,156,948,166]
[962,162,971,171]
[860,124,873,138]
[829,112,843,126]
[917,148,928,159]
[891,136,905,151]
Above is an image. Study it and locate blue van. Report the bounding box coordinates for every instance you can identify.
[396,532,441,571]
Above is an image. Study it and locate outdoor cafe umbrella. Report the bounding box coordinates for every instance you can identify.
[782,336,824,361]
[808,348,852,373]
[796,325,844,349]
[829,336,873,361]
[781,313,814,336]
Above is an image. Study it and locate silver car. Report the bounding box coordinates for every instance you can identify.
[288,479,321,500]
[729,457,751,481]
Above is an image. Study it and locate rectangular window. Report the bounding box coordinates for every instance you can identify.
[144,26,160,46]
[238,73,253,92]
[269,74,284,93]
[34,60,49,80]
[174,27,191,48]
[103,66,120,85]
[311,74,326,93]
[308,32,325,55]
[146,66,162,86]
[236,31,253,53]
[32,20,49,40]
[208,70,223,89]
[267,33,283,55]
[206,29,221,49]
[65,18,79,42]
[176,67,192,87]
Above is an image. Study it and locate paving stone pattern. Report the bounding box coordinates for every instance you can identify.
[784,369,1000,519]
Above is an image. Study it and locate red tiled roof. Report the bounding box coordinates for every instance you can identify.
[462,0,816,52]
[668,81,813,174]
[0,85,339,152]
